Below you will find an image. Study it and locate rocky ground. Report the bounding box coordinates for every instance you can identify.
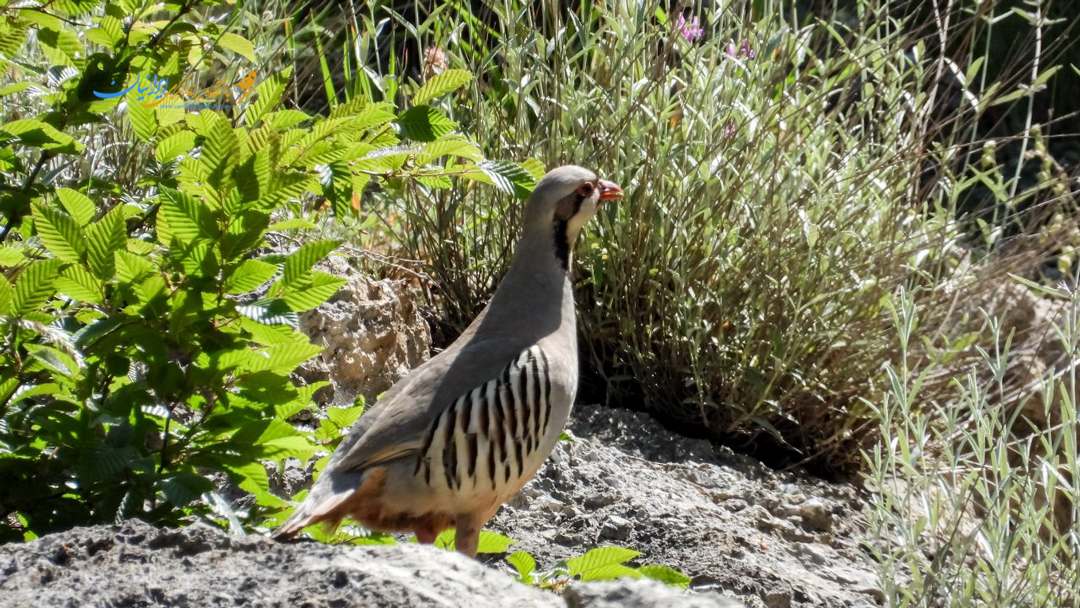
[0,520,741,608]
[487,403,881,608]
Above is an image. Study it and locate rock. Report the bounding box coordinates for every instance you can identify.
[297,256,431,407]
[565,579,744,608]
[489,404,880,608]
[797,499,832,533]
[0,521,743,608]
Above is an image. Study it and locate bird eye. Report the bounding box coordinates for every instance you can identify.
[577,182,595,198]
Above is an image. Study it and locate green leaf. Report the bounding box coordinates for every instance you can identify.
[0,276,12,315]
[245,66,292,127]
[282,240,340,288]
[506,551,536,583]
[12,259,62,315]
[114,250,154,284]
[156,131,197,163]
[218,32,256,61]
[198,111,239,189]
[224,259,278,294]
[412,69,473,106]
[395,106,456,142]
[637,565,691,589]
[420,136,483,164]
[85,206,126,279]
[263,109,310,130]
[431,529,514,554]
[237,299,298,327]
[325,404,365,430]
[38,26,83,68]
[567,547,642,579]
[55,265,103,303]
[268,218,317,231]
[159,471,214,507]
[470,160,537,199]
[224,462,285,507]
[32,203,84,263]
[476,530,515,553]
[160,188,218,245]
[2,119,82,153]
[577,564,642,582]
[55,188,96,226]
[0,247,26,267]
[521,158,546,180]
[126,89,158,142]
[283,271,346,311]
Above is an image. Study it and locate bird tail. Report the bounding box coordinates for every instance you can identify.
[271,469,364,541]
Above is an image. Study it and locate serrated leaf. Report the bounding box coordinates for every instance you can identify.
[507,551,536,583]
[470,160,537,199]
[0,276,12,315]
[0,247,26,267]
[223,462,285,507]
[395,106,456,142]
[126,88,158,142]
[224,259,278,294]
[12,259,62,315]
[32,203,84,263]
[55,265,103,303]
[263,109,310,130]
[2,119,82,153]
[55,188,96,226]
[237,299,298,327]
[325,404,365,430]
[432,529,514,554]
[159,471,214,507]
[420,136,482,164]
[114,249,154,283]
[245,66,292,127]
[412,69,472,106]
[283,271,346,312]
[567,547,642,578]
[637,565,691,589]
[268,218,317,231]
[198,111,239,189]
[85,205,126,279]
[39,26,83,68]
[218,32,256,61]
[521,158,546,180]
[282,240,340,288]
[577,564,642,582]
[161,188,218,245]
[156,131,197,162]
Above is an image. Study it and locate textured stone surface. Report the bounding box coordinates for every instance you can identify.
[0,520,742,608]
[488,404,882,608]
[297,256,431,407]
[565,579,744,608]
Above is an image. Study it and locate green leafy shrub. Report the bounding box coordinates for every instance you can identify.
[0,0,531,541]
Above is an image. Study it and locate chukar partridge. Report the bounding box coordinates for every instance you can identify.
[273,165,623,555]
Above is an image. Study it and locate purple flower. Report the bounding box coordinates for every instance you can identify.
[726,39,756,59]
[675,14,703,42]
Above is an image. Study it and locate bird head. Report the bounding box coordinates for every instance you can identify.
[522,165,623,268]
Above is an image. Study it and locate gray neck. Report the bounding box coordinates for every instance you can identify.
[466,222,575,344]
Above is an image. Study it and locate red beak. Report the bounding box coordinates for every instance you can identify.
[598,179,624,201]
